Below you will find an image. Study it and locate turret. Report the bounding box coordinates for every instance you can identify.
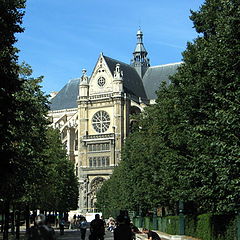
[130,29,150,78]
[79,69,89,99]
[113,63,123,94]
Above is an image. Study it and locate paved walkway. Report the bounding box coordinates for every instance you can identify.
[0,228,169,240]
[56,229,169,240]
[0,229,114,240]
[56,229,114,240]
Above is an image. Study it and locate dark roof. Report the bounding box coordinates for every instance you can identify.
[50,78,80,111]
[103,55,147,100]
[142,62,181,100]
[49,57,181,111]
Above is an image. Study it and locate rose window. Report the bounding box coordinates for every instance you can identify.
[92,111,110,133]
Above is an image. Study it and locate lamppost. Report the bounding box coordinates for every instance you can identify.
[179,200,185,235]
[152,207,158,230]
[138,206,143,228]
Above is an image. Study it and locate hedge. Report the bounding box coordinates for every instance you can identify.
[133,213,237,239]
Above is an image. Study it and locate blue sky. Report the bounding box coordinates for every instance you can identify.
[16,0,205,95]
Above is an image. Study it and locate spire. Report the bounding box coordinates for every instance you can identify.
[131,28,150,78]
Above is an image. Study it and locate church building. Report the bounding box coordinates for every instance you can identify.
[48,30,181,213]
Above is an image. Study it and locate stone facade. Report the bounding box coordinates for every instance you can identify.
[48,30,181,213]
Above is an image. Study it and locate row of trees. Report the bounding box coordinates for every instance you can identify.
[96,0,240,216]
[0,1,78,239]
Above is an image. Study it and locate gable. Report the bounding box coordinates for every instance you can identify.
[88,54,114,96]
[104,55,147,100]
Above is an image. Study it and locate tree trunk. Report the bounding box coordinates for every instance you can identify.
[15,210,20,240]
[25,205,30,231]
[11,206,15,234]
[33,210,37,226]
[3,201,10,240]
[1,212,4,233]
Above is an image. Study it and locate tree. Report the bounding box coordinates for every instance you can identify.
[97,85,188,214]
[0,0,26,198]
[0,2,26,238]
[97,0,240,215]
[39,127,79,212]
[171,0,240,213]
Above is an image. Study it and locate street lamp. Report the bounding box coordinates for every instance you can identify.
[179,200,185,235]
[152,207,158,230]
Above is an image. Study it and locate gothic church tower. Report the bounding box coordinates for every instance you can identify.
[48,29,180,214]
[131,29,150,78]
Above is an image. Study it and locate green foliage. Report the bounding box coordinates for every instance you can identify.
[133,214,237,239]
[144,217,151,229]
[170,0,240,213]
[186,214,235,240]
[184,215,197,237]
[0,0,78,220]
[165,216,179,235]
[36,127,79,211]
[97,0,240,217]
[212,214,236,240]
[195,214,212,240]
[0,0,26,202]
[10,64,50,208]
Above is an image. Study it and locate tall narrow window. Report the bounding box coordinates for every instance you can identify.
[89,158,93,167]
[93,157,97,167]
[106,157,110,166]
[98,157,101,167]
[102,157,106,166]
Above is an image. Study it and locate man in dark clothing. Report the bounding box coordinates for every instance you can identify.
[142,228,161,240]
[114,215,133,240]
[90,214,105,240]
[59,218,65,235]
[26,214,56,240]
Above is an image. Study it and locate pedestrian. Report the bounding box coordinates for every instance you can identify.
[73,214,77,226]
[59,218,65,235]
[26,214,56,240]
[79,217,88,240]
[107,217,116,232]
[142,228,161,240]
[114,215,133,240]
[116,210,130,225]
[89,214,105,240]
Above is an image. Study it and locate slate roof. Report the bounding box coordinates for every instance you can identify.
[50,78,80,111]
[49,57,181,111]
[142,62,181,100]
[103,55,147,100]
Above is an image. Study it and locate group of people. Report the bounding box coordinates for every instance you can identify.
[89,212,161,240]
[26,214,56,240]
[26,212,161,240]
[61,214,88,239]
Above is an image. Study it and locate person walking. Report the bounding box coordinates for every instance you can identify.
[89,214,105,240]
[26,214,56,240]
[114,215,133,240]
[59,218,65,235]
[79,217,88,240]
